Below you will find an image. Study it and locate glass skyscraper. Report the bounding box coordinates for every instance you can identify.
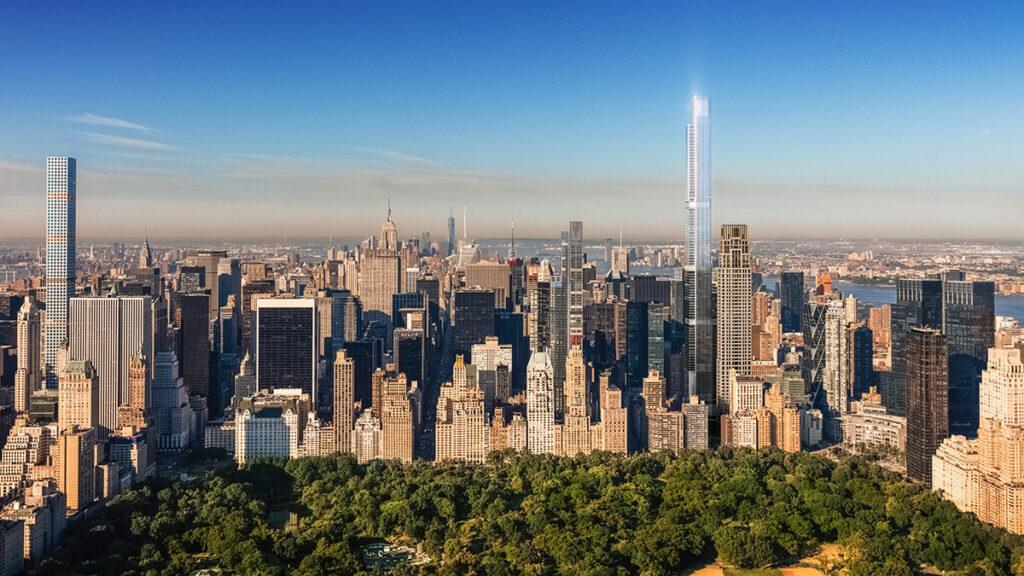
[45,156,76,387]
[683,96,714,402]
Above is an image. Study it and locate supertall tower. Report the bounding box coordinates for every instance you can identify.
[566,221,584,348]
[45,156,77,387]
[683,96,714,402]
[447,209,456,257]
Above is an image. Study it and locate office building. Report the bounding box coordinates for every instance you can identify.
[45,156,76,387]
[453,288,495,361]
[464,261,511,310]
[647,303,668,377]
[68,296,154,436]
[625,300,648,388]
[359,248,402,330]
[255,298,317,401]
[175,291,211,400]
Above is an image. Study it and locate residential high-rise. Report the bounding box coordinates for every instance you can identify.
[528,260,552,353]
[647,303,669,377]
[559,346,592,456]
[378,372,414,462]
[526,351,555,454]
[933,347,1024,533]
[351,409,382,463]
[255,298,317,402]
[44,156,76,387]
[68,296,154,436]
[906,327,949,483]
[333,349,355,454]
[625,301,648,388]
[14,298,42,414]
[780,271,805,333]
[595,371,629,453]
[684,96,714,402]
[56,427,95,511]
[715,225,752,410]
[822,301,851,439]
[566,221,584,348]
[435,360,488,463]
[58,360,99,432]
[471,336,513,406]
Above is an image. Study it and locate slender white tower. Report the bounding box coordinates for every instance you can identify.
[684,96,714,402]
[45,156,76,387]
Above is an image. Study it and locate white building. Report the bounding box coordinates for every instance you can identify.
[352,409,382,464]
[932,435,980,514]
[526,351,555,454]
[234,389,310,465]
[44,156,76,387]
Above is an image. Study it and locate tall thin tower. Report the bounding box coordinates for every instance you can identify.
[566,221,584,348]
[684,96,714,402]
[447,209,456,257]
[45,156,76,387]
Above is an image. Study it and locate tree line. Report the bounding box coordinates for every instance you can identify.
[28,449,1024,575]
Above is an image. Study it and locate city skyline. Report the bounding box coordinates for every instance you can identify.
[3,3,1024,240]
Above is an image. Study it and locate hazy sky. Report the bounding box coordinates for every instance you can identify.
[2,2,1023,241]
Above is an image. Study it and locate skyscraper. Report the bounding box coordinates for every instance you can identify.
[780,271,805,333]
[58,360,99,432]
[890,278,943,415]
[943,279,995,436]
[14,298,42,414]
[566,221,584,348]
[684,96,714,402]
[333,349,355,454]
[174,291,211,401]
[447,209,456,257]
[906,327,948,483]
[255,299,318,402]
[453,288,496,362]
[526,351,555,454]
[715,224,752,410]
[45,156,76,387]
[68,296,154,436]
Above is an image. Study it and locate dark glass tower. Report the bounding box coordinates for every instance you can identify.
[906,327,948,483]
[851,325,875,399]
[780,271,805,333]
[943,279,995,436]
[626,300,649,388]
[453,288,495,362]
[684,95,714,402]
[890,278,943,415]
[255,299,317,402]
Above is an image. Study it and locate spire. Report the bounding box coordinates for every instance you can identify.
[463,205,468,240]
[387,195,393,222]
[508,219,517,259]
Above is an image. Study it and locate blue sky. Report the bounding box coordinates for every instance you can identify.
[2,1,1022,240]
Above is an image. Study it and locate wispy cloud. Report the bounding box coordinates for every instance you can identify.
[67,113,152,132]
[78,132,178,152]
